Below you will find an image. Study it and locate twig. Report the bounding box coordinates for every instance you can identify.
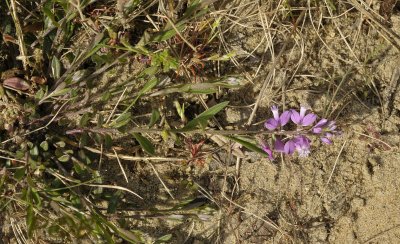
[0,155,25,163]
[67,126,325,137]
[321,140,347,197]
[113,149,129,183]
[85,146,186,162]
[149,162,175,199]
[10,0,29,70]
[106,87,128,125]
[165,16,197,52]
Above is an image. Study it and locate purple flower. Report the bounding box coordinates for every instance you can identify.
[273,136,311,157]
[291,106,317,126]
[321,133,333,144]
[259,105,340,159]
[293,135,311,157]
[274,137,296,155]
[264,105,291,131]
[312,118,328,133]
[312,119,338,144]
[261,142,274,160]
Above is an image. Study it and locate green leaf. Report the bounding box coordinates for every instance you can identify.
[101,91,111,102]
[132,133,155,155]
[178,101,229,132]
[206,51,236,61]
[40,141,49,151]
[148,109,160,128]
[73,160,84,174]
[51,56,61,79]
[46,87,71,100]
[31,188,42,208]
[42,4,59,28]
[79,113,91,127]
[79,132,89,147]
[104,134,113,149]
[142,65,158,76]
[34,86,47,100]
[174,101,186,122]
[155,234,173,243]
[150,23,185,42]
[55,141,66,148]
[30,146,39,156]
[26,205,36,238]
[48,225,61,235]
[97,114,105,127]
[92,53,114,67]
[226,136,268,156]
[71,69,90,83]
[107,191,121,214]
[14,168,26,181]
[109,112,131,128]
[58,154,70,162]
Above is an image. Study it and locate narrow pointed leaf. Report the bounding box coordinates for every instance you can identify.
[51,56,61,79]
[226,136,268,156]
[132,133,155,155]
[178,101,229,132]
[109,112,131,128]
[26,205,36,238]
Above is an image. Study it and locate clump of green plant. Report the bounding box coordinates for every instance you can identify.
[1,0,242,242]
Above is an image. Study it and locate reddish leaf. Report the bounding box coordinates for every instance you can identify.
[3,77,31,91]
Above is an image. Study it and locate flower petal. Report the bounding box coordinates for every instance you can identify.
[274,138,285,152]
[299,106,307,118]
[271,105,280,121]
[284,140,296,155]
[293,136,311,157]
[301,113,317,126]
[321,137,332,144]
[262,144,274,160]
[290,110,301,124]
[314,118,328,128]
[312,127,322,134]
[265,119,279,131]
[293,135,311,147]
[279,110,291,126]
[325,132,333,138]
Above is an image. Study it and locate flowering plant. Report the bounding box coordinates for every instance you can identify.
[260,105,340,160]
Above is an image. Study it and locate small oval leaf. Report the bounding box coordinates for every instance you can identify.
[58,154,70,162]
[148,109,160,128]
[3,77,31,91]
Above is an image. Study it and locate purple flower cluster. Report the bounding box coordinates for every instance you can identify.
[261,105,339,160]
